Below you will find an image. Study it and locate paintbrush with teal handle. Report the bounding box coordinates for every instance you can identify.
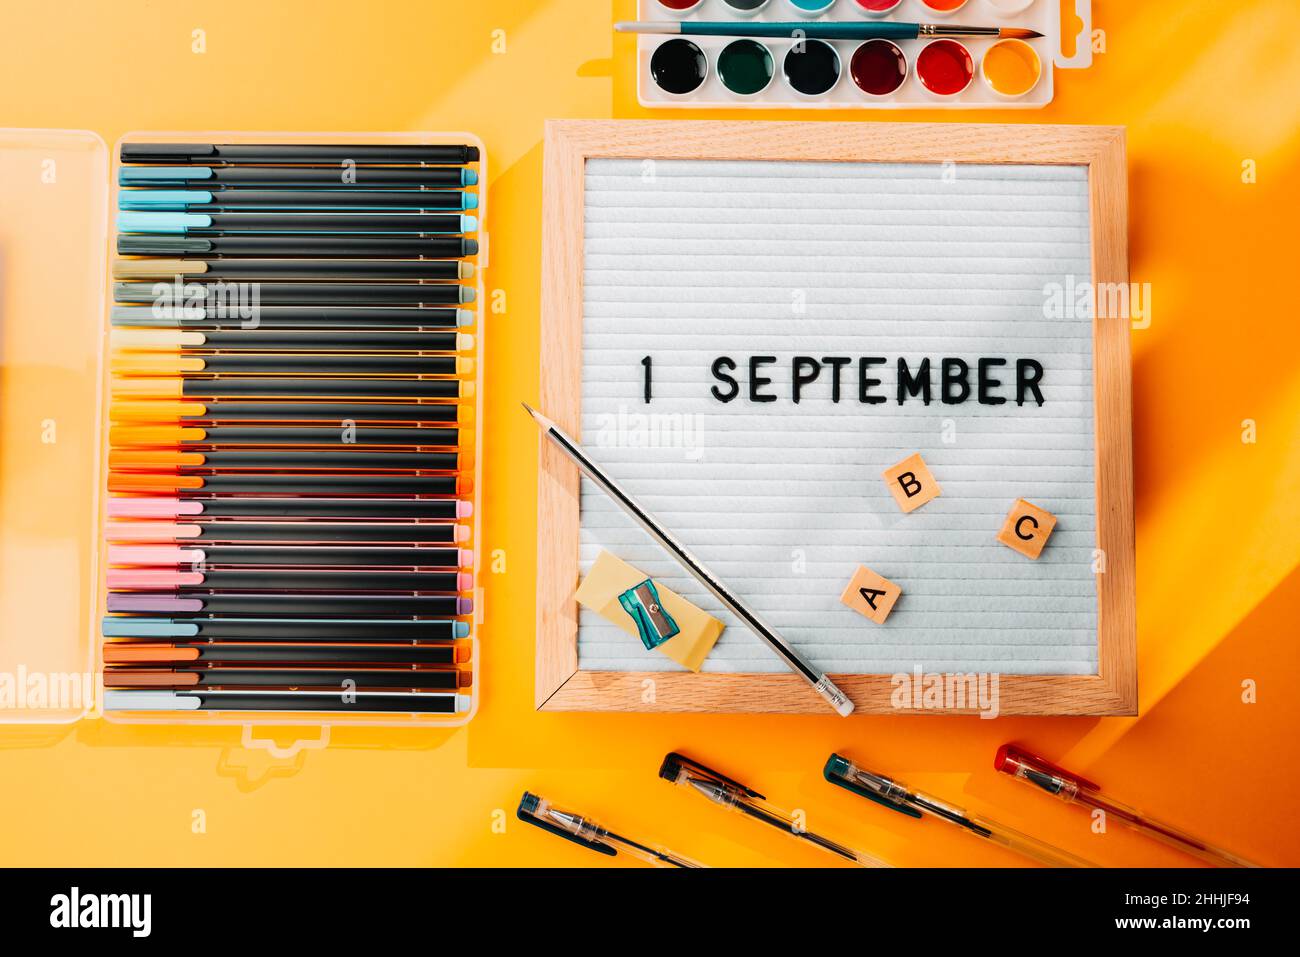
[616,21,1042,40]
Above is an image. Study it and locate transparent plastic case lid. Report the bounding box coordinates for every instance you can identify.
[0,129,108,723]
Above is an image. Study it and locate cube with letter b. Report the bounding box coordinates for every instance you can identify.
[882,452,941,513]
[840,566,902,624]
[997,498,1058,559]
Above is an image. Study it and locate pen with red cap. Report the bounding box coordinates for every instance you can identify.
[994,744,1258,868]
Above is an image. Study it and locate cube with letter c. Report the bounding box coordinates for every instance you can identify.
[997,498,1058,559]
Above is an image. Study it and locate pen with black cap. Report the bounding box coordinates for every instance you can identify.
[659,752,887,867]
[517,792,703,868]
[825,753,1094,868]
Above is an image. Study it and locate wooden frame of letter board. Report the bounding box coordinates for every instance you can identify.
[536,120,1135,716]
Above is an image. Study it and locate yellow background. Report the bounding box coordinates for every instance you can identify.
[1,0,1298,867]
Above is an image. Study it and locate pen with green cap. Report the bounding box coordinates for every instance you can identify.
[824,753,1095,868]
[660,752,889,868]
[517,792,703,868]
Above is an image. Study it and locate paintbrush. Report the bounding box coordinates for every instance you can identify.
[616,21,1043,41]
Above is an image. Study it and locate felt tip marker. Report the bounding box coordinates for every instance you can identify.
[118,188,478,211]
[105,497,473,520]
[103,688,473,713]
[101,617,472,641]
[116,210,478,235]
[120,165,478,187]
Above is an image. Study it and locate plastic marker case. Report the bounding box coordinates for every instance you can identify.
[636,0,1093,109]
[0,129,486,737]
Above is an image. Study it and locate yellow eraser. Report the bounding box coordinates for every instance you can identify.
[574,551,724,672]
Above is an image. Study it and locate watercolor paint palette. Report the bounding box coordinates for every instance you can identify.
[636,0,1092,109]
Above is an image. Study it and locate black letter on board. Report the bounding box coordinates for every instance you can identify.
[897,472,922,499]
[710,356,739,403]
[978,358,1007,406]
[942,358,971,404]
[792,356,821,404]
[859,587,886,610]
[822,356,850,403]
[1016,359,1045,407]
[640,355,652,404]
[749,355,777,403]
[897,357,932,405]
[859,357,886,405]
[1015,515,1039,540]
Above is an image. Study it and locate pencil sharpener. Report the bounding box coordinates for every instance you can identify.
[618,579,680,650]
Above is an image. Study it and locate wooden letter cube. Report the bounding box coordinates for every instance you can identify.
[997,498,1058,559]
[882,452,941,513]
[840,566,901,624]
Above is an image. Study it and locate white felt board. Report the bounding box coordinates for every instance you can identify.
[577,158,1096,676]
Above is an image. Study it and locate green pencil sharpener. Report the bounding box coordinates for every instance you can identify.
[618,578,680,650]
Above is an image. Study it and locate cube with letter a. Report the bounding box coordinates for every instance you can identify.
[840,566,902,624]
[997,498,1058,559]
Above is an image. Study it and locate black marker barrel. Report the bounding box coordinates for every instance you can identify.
[185,212,468,232]
[112,568,466,590]
[108,522,466,545]
[114,281,472,305]
[154,401,461,423]
[117,259,471,280]
[154,690,466,713]
[135,545,467,567]
[167,374,462,397]
[107,593,467,614]
[121,166,475,187]
[117,354,462,374]
[110,426,459,446]
[104,644,462,665]
[104,668,464,691]
[121,143,480,164]
[108,474,462,494]
[172,498,467,519]
[111,305,469,328]
[117,235,479,258]
[170,330,464,350]
[103,617,467,641]
[124,189,472,209]
[110,450,458,470]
